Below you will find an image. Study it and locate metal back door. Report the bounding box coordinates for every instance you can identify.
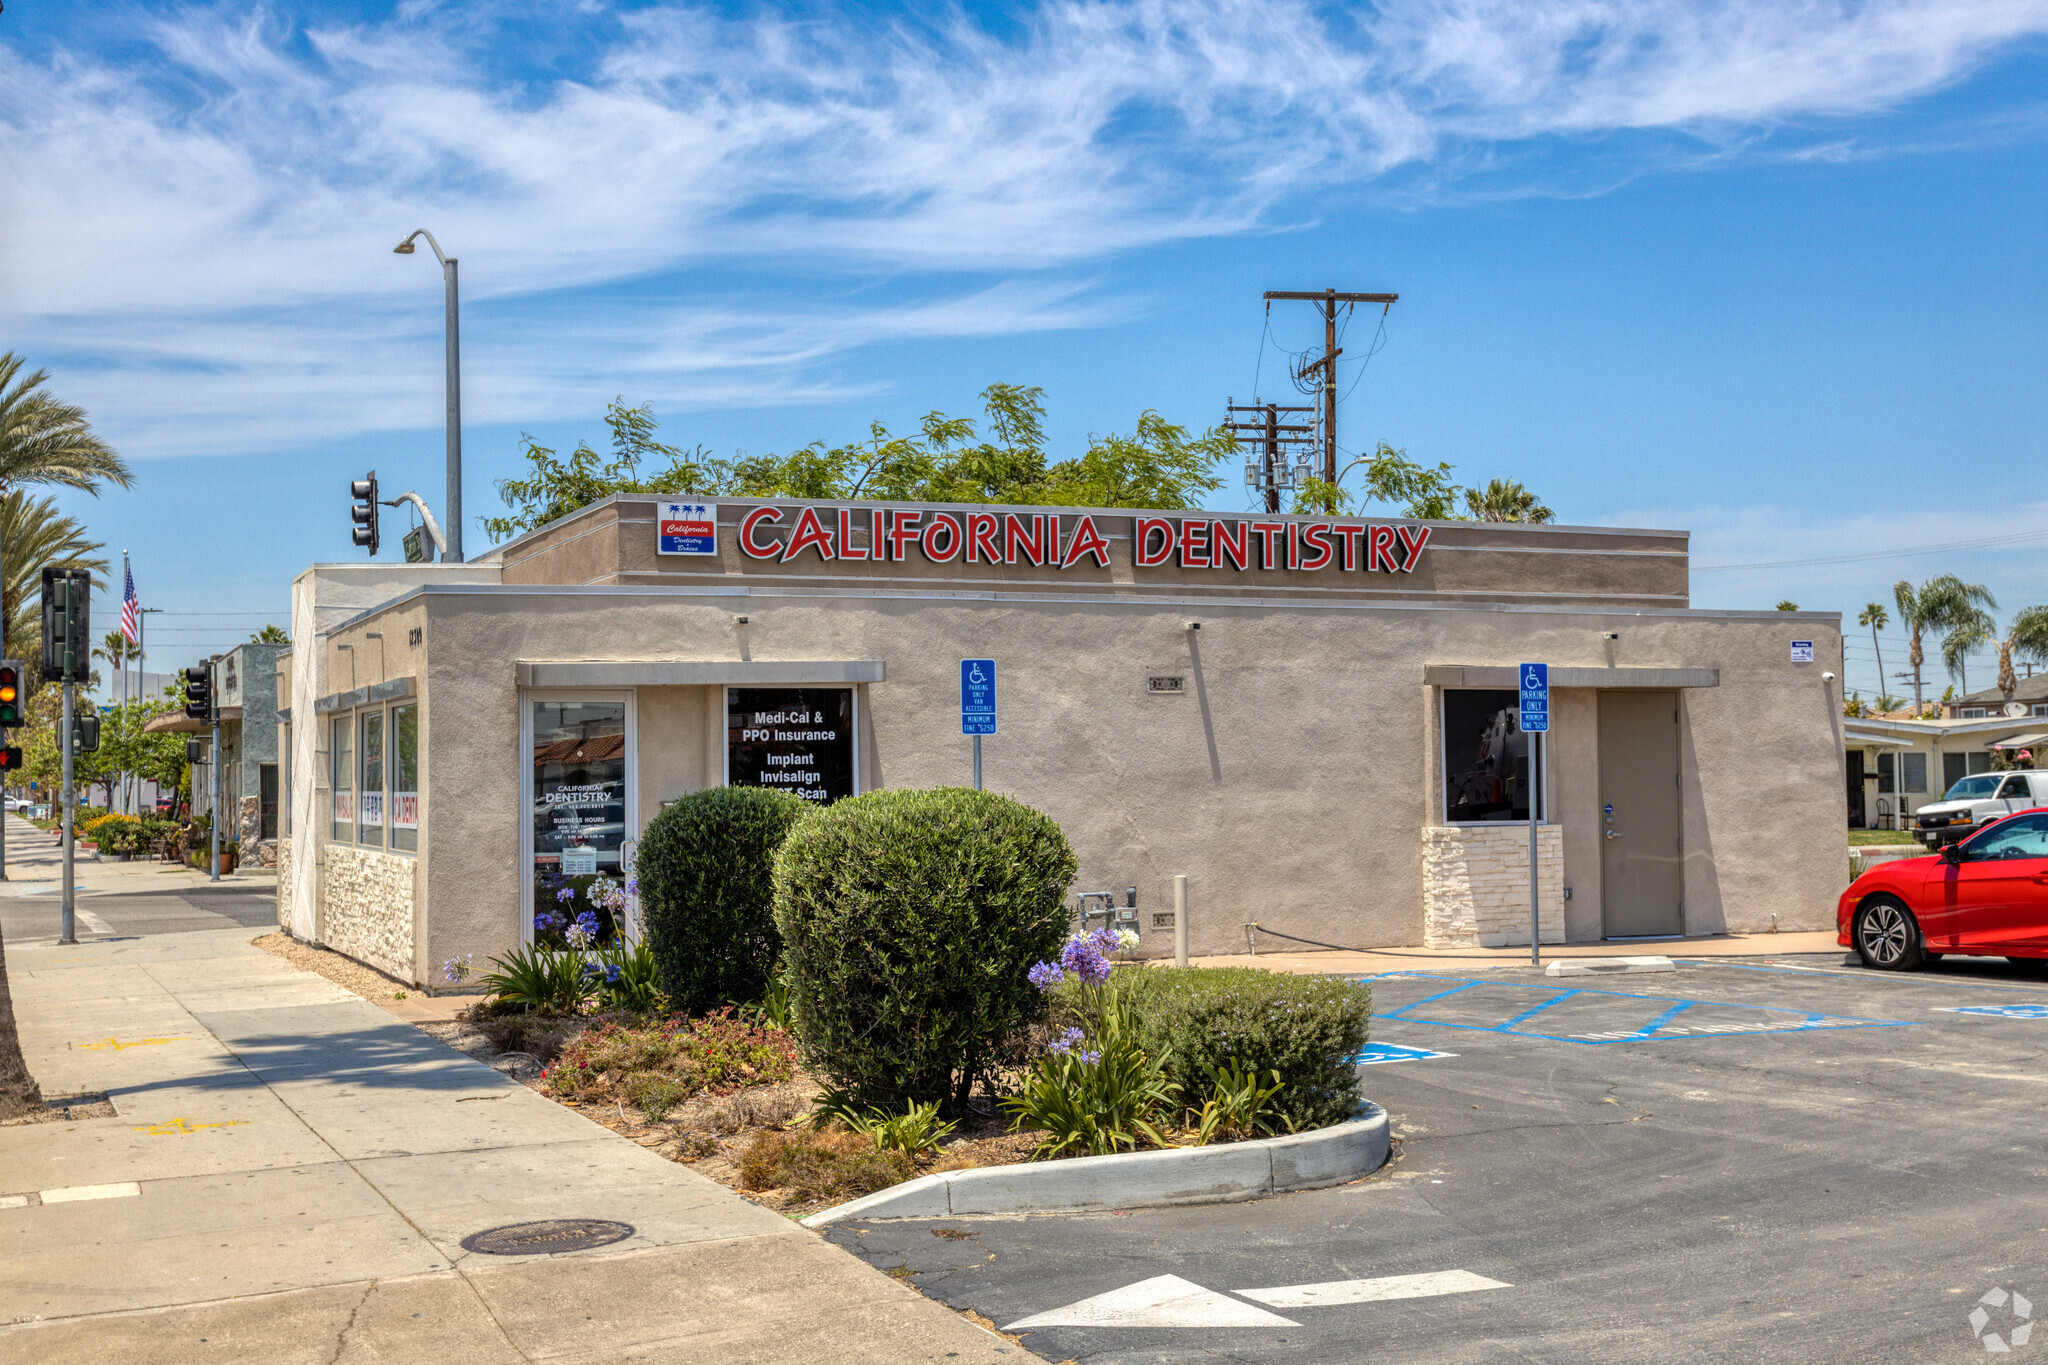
[1599,691,1684,937]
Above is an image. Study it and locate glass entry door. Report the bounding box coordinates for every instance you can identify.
[526,696,632,942]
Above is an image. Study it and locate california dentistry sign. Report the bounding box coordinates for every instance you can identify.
[662,503,1433,575]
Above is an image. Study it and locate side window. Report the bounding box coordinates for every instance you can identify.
[329,716,354,842]
[1970,813,2048,860]
[1998,775,2031,800]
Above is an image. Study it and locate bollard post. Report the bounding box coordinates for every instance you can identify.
[1173,874,1188,967]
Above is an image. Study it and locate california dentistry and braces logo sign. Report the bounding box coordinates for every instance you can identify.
[1971,1286,2033,1352]
[705,503,1431,575]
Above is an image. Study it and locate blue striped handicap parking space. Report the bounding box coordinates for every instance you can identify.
[1357,972,1915,1045]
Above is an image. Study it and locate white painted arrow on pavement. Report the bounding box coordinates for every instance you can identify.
[1002,1269,1511,1331]
[1236,1269,1511,1308]
[1003,1275,1300,1330]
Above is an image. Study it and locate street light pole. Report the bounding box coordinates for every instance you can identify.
[394,230,463,563]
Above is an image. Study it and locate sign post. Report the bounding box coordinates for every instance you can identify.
[1519,663,1550,969]
[960,659,996,790]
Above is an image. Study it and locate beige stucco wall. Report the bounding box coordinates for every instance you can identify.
[276,837,292,930]
[1422,825,1565,948]
[307,579,1846,969]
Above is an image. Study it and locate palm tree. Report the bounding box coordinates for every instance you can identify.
[1775,600,1799,612]
[0,354,133,495]
[1894,575,1998,713]
[1994,606,2048,702]
[1463,478,1554,523]
[249,624,288,644]
[1858,603,1889,704]
[0,356,126,1124]
[2,491,106,678]
[1942,612,1995,700]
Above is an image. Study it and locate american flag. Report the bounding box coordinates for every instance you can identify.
[120,557,140,646]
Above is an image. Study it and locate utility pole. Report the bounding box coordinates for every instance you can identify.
[1263,289,1398,485]
[1223,399,1317,514]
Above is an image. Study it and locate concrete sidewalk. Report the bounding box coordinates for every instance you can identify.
[1193,929,1846,975]
[0,928,1015,1364]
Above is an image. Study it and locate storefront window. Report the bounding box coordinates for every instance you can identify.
[390,703,419,852]
[726,687,855,804]
[1442,689,1542,822]
[532,701,628,931]
[358,709,384,846]
[329,715,353,842]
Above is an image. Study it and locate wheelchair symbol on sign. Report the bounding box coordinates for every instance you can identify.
[969,664,988,687]
[1525,668,1542,690]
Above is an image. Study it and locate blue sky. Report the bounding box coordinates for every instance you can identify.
[2,0,2046,702]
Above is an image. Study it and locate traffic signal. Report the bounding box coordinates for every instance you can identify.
[351,471,380,555]
[0,661,22,728]
[184,663,214,722]
[186,737,204,763]
[40,567,90,683]
[72,712,100,754]
[0,748,21,772]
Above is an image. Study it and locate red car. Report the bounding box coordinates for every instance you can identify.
[1839,807,2048,971]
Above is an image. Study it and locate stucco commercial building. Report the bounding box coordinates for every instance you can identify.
[276,497,1847,985]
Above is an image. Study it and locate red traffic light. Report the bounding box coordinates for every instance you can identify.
[0,748,22,770]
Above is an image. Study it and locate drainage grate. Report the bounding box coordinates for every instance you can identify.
[460,1219,636,1256]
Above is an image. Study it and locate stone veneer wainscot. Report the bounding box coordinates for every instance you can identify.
[275,837,293,930]
[321,843,417,982]
[1422,825,1565,949]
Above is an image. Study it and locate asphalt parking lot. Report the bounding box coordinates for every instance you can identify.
[830,955,2048,1364]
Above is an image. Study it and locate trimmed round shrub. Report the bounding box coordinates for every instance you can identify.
[774,787,1077,1111]
[1108,968,1372,1131]
[638,786,810,1014]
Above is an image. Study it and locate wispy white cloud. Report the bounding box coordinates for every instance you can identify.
[3,0,2045,453]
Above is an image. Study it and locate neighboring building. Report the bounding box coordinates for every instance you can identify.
[145,641,289,848]
[277,496,1850,984]
[1940,674,2048,720]
[1842,711,2048,829]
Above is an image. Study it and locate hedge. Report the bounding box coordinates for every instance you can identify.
[773,786,1076,1111]
[1103,967,1372,1131]
[637,786,810,1014]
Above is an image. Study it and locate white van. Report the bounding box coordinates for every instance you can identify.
[1912,770,2048,847]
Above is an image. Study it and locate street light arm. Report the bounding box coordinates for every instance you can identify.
[382,491,448,557]
[394,228,451,266]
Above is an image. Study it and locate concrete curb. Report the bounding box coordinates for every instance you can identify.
[801,1102,1390,1228]
[1545,956,1674,977]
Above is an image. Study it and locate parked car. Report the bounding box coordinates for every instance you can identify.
[1840,808,2048,969]
[1910,771,2048,847]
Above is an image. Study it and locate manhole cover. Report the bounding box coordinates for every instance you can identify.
[460,1219,635,1256]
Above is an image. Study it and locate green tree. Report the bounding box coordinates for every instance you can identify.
[482,386,1235,542]
[1776,600,1799,612]
[1994,607,2048,703]
[1895,575,1997,712]
[1463,478,1554,523]
[1858,603,1889,705]
[249,624,288,644]
[1292,443,1461,519]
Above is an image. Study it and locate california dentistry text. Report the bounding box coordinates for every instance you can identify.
[730,507,1433,573]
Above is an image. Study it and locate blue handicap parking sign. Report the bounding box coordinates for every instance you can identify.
[1937,1003,2048,1019]
[1350,1042,1457,1066]
[960,659,996,736]
[1518,662,1549,733]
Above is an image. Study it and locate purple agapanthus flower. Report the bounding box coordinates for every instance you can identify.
[1060,933,1112,985]
[533,911,562,935]
[556,886,577,903]
[1046,1026,1084,1056]
[1077,1049,1102,1065]
[603,963,622,985]
[1027,960,1065,991]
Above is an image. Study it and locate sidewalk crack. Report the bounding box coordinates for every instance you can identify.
[324,1280,375,1365]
